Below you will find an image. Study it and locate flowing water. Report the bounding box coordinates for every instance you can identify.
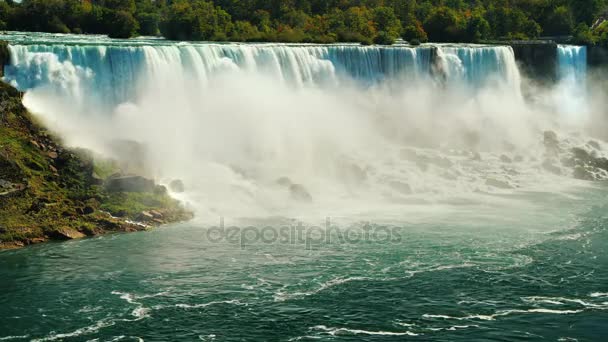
[1,32,607,341]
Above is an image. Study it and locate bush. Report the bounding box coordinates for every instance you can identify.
[373,31,395,45]
[105,10,139,38]
[402,22,428,43]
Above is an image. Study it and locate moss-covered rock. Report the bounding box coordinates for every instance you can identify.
[0,81,193,249]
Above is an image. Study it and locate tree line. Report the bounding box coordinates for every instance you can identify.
[0,0,607,45]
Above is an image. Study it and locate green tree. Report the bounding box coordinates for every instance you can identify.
[105,10,139,38]
[423,6,465,42]
[544,5,574,36]
[372,6,402,40]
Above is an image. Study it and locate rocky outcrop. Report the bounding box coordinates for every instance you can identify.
[0,40,8,78]
[169,179,185,193]
[588,46,608,67]
[105,175,155,193]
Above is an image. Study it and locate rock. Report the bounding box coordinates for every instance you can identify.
[169,179,185,193]
[573,166,595,181]
[542,159,562,175]
[588,140,601,150]
[48,151,58,159]
[49,228,86,240]
[49,165,58,174]
[500,155,512,163]
[388,181,412,195]
[485,178,513,189]
[26,237,46,245]
[30,140,40,149]
[149,210,163,219]
[289,184,312,202]
[276,177,292,187]
[105,175,155,193]
[26,200,46,214]
[138,211,154,221]
[91,172,104,185]
[544,130,560,156]
[154,185,168,195]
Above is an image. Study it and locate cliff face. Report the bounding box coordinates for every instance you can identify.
[510,42,558,83]
[0,40,8,78]
[0,81,192,249]
[588,46,608,67]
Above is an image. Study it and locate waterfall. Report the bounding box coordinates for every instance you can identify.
[1,33,548,218]
[3,41,523,111]
[558,45,587,82]
[556,45,588,123]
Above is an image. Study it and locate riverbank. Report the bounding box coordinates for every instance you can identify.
[0,79,192,249]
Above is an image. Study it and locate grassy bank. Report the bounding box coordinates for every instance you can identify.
[0,80,192,249]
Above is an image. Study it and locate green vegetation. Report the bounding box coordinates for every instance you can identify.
[0,79,191,248]
[1,0,608,45]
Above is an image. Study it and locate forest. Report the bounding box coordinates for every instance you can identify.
[0,0,607,45]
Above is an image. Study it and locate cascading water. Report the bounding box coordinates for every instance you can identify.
[555,45,588,124]
[0,32,597,221]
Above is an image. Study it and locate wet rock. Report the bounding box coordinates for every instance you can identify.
[105,175,155,193]
[276,177,292,187]
[542,159,562,175]
[500,155,512,163]
[149,210,163,219]
[588,140,601,150]
[138,211,154,221]
[544,130,560,156]
[289,184,312,202]
[49,228,86,240]
[154,185,168,195]
[169,179,185,193]
[388,181,412,195]
[485,178,513,189]
[573,166,595,181]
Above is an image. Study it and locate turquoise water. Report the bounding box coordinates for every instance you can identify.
[1,186,608,341]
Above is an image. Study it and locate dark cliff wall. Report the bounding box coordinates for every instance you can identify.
[588,46,608,67]
[509,42,558,83]
[0,40,8,78]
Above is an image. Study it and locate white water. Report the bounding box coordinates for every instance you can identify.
[0,33,597,222]
[556,45,588,124]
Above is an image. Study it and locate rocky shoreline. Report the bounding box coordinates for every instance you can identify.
[0,79,192,250]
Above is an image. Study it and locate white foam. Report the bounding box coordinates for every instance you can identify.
[312,325,419,336]
[175,299,243,309]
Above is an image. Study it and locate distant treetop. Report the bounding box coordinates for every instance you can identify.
[1,0,607,45]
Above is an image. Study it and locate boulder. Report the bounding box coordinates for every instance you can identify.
[500,155,512,163]
[49,228,86,240]
[543,130,560,156]
[105,175,155,193]
[138,211,154,221]
[289,184,312,202]
[169,179,185,193]
[276,177,292,186]
[485,178,513,189]
[388,181,412,195]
